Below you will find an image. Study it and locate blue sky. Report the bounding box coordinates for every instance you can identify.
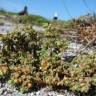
[0,0,96,20]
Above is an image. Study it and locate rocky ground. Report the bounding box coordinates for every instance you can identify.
[0,83,76,96]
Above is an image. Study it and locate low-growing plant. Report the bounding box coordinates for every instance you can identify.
[0,25,96,95]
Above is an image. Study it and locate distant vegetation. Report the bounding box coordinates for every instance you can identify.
[0,20,4,25]
[16,15,49,26]
[0,9,49,26]
[0,9,17,15]
[0,9,96,29]
[0,9,80,29]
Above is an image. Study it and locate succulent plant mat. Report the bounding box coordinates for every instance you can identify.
[0,24,96,96]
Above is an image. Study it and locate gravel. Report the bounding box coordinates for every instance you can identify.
[0,83,76,96]
[0,22,16,35]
